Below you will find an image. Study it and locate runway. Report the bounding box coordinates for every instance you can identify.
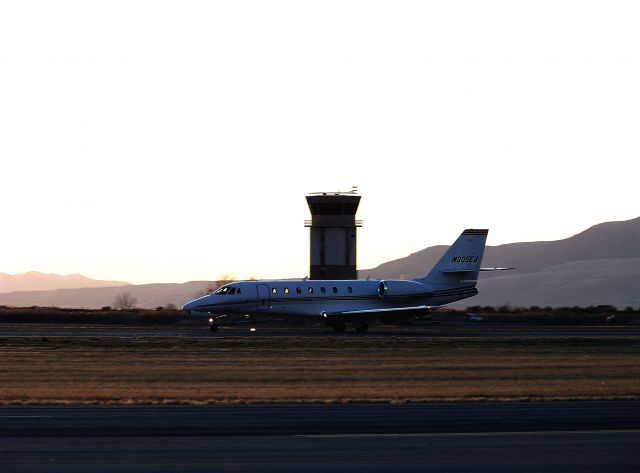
[2,402,640,472]
[1,323,639,338]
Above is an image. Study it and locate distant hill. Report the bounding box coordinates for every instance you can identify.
[0,281,214,309]
[0,271,131,294]
[360,217,640,309]
[469,258,640,309]
[2,217,639,310]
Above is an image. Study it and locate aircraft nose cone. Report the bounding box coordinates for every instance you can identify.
[181,302,192,315]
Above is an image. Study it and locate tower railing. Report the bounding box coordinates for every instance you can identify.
[304,219,363,227]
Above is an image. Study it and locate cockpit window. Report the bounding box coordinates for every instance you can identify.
[214,285,240,295]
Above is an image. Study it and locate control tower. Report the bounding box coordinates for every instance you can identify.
[305,189,362,280]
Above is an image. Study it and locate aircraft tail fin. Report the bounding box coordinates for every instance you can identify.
[415,229,489,288]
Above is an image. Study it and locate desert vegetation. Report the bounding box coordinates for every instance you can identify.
[465,305,640,325]
[0,306,185,325]
[112,292,138,310]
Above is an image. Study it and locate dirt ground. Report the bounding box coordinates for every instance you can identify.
[1,336,639,404]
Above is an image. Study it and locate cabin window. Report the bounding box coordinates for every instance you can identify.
[320,287,326,294]
[348,286,353,294]
[332,287,338,294]
[308,287,313,294]
[284,287,289,294]
[296,287,302,294]
[271,287,277,294]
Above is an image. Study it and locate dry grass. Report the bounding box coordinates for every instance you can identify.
[1,336,639,404]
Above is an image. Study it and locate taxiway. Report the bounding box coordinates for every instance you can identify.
[1,402,639,472]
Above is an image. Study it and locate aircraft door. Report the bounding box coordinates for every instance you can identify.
[256,284,270,312]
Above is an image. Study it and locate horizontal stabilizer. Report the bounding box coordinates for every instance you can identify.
[441,267,514,273]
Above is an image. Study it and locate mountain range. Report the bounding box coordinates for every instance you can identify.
[1,216,638,309]
[0,271,130,294]
[0,281,212,310]
[360,216,640,309]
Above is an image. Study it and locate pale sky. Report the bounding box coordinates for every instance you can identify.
[1,1,639,284]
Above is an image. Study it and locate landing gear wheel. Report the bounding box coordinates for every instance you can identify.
[355,322,369,334]
[332,320,346,333]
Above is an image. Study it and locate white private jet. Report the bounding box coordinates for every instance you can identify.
[182,229,511,333]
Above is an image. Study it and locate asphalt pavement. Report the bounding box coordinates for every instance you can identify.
[1,323,639,338]
[1,402,639,472]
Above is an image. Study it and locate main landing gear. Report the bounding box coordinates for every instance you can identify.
[354,321,369,334]
[331,320,346,333]
[328,320,369,333]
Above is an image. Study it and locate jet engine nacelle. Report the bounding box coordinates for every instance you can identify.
[377,280,428,298]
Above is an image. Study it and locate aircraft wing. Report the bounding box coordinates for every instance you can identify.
[323,305,434,319]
